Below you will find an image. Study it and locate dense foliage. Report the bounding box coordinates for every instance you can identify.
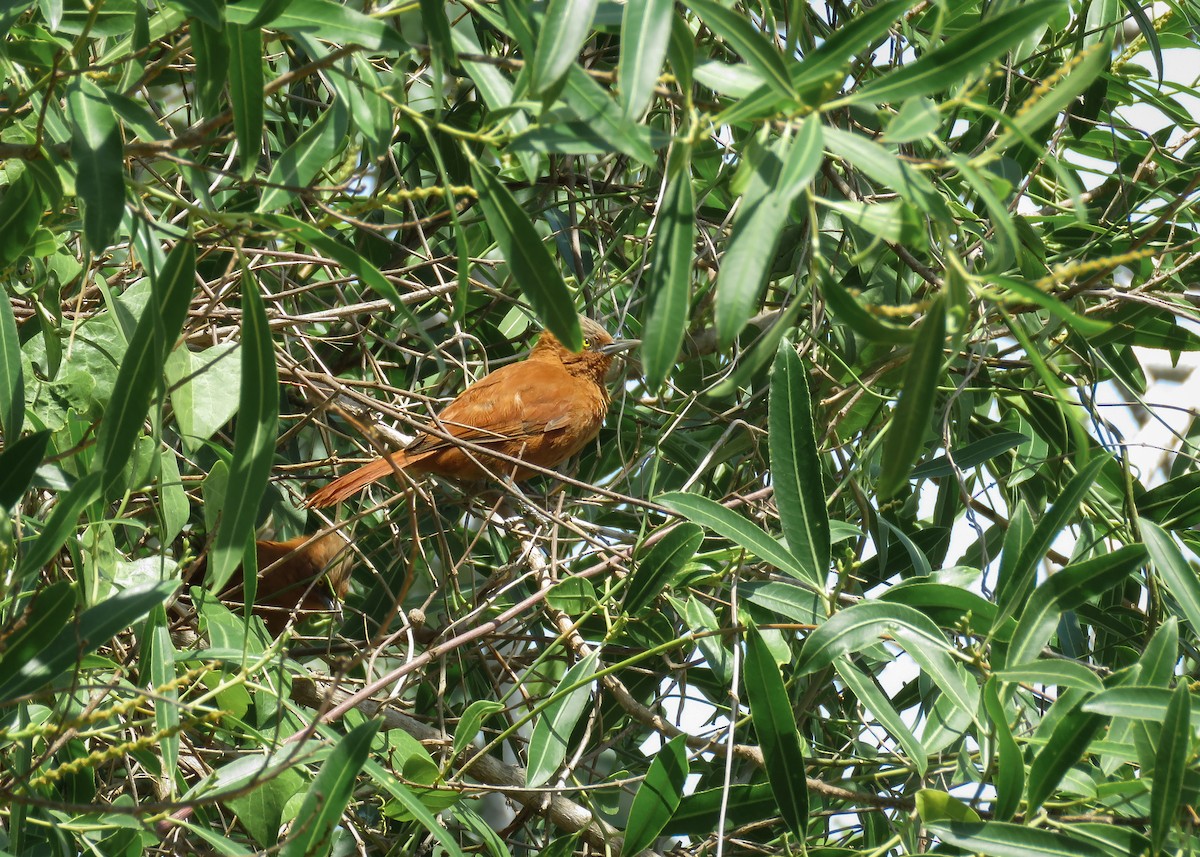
[1,0,1199,853]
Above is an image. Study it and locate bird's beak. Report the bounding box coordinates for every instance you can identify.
[600,338,640,355]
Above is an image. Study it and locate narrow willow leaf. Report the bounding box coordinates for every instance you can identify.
[990,277,1110,337]
[1005,544,1145,669]
[706,295,809,397]
[0,580,174,704]
[258,99,347,212]
[992,661,1104,694]
[991,41,1110,155]
[531,0,599,95]
[1027,698,1105,814]
[142,604,179,778]
[618,0,673,117]
[1141,519,1200,635]
[279,719,381,857]
[997,455,1108,619]
[717,0,913,125]
[849,1,1060,105]
[564,67,657,164]
[94,239,195,492]
[417,0,455,86]
[227,22,263,181]
[1151,683,1189,854]
[666,782,776,835]
[686,0,795,102]
[641,166,694,391]
[252,214,404,308]
[878,299,945,498]
[0,431,50,509]
[469,160,581,350]
[819,273,917,345]
[952,155,1017,273]
[717,116,822,346]
[621,734,689,856]
[0,284,25,437]
[744,625,807,836]
[66,77,126,250]
[451,700,504,758]
[1138,469,1200,529]
[658,491,811,585]
[982,678,1023,821]
[206,276,278,593]
[362,759,468,857]
[824,126,945,219]
[916,789,980,823]
[929,821,1107,857]
[0,581,75,701]
[883,97,939,143]
[911,431,1030,479]
[190,20,228,118]
[768,340,829,584]
[225,0,405,51]
[624,523,703,614]
[16,472,103,583]
[0,170,43,265]
[836,658,927,777]
[527,651,599,787]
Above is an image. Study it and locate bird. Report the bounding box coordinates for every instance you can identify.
[210,532,352,634]
[306,316,638,508]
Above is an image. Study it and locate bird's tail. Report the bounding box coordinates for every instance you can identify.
[306,453,409,508]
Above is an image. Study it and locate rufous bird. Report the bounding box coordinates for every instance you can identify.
[211,532,352,634]
[306,316,637,508]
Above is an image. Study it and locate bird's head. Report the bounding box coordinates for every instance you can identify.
[533,316,639,383]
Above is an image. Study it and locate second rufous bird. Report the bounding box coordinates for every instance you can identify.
[307,317,637,507]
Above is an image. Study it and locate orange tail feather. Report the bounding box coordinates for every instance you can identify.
[306,453,410,508]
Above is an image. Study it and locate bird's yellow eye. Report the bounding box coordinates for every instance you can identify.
[582,337,592,348]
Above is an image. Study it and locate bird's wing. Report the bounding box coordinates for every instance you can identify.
[403,362,588,455]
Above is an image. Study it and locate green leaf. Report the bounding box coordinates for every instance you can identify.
[686,0,795,103]
[768,340,829,584]
[16,472,103,583]
[1083,687,1200,725]
[206,273,278,593]
[1027,695,1105,814]
[743,625,807,836]
[251,214,404,308]
[641,164,694,391]
[819,272,917,344]
[819,198,927,246]
[849,1,1061,105]
[0,284,25,437]
[992,661,1104,694]
[1143,519,1200,636]
[621,734,689,856]
[527,651,599,787]
[227,22,263,181]
[916,789,980,823]
[94,239,195,493]
[258,98,348,212]
[66,77,127,251]
[0,431,50,509]
[624,523,703,614]
[836,658,927,777]
[618,0,673,117]
[563,66,658,164]
[1005,544,1145,669]
[531,0,599,95]
[991,41,1110,156]
[279,719,381,857]
[929,822,1108,857]
[659,491,812,585]
[717,116,822,346]
[190,19,228,118]
[469,160,581,351]
[982,678,1023,821]
[911,431,1029,479]
[1151,683,1189,854]
[225,0,405,51]
[0,170,44,265]
[0,581,76,702]
[0,580,175,705]
[883,97,940,143]
[989,277,1111,337]
[1138,470,1200,529]
[996,456,1108,620]
[878,298,945,498]
[795,600,977,719]
[451,700,504,759]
